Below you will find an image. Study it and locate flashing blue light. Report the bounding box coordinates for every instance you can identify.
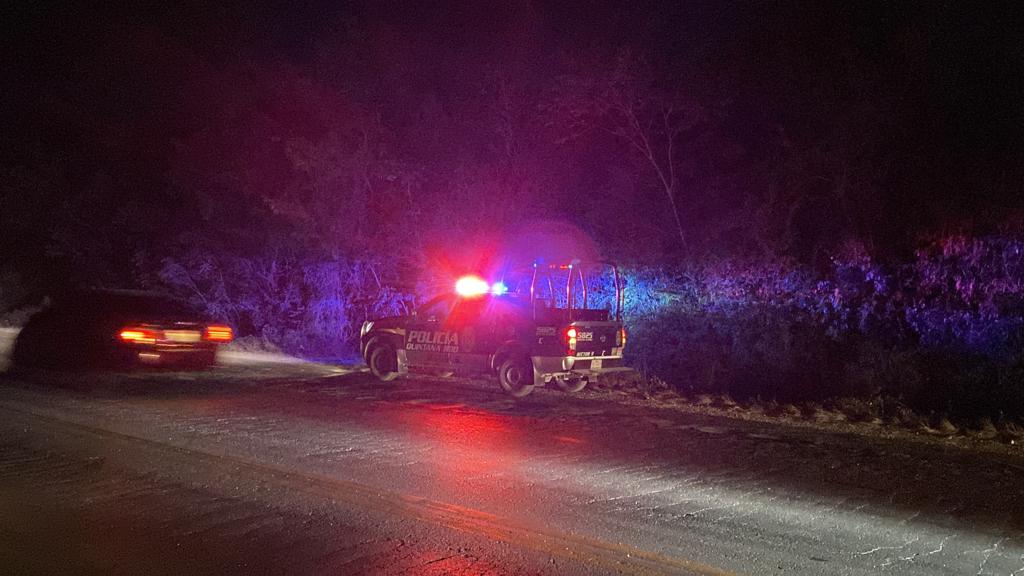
[491,281,508,295]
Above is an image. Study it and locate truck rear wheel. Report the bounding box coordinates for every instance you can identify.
[557,376,588,393]
[498,357,535,398]
[368,343,399,382]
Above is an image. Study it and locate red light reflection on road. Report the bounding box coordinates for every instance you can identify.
[397,404,530,499]
[400,404,523,451]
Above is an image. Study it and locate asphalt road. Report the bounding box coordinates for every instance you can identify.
[1,352,1023,574]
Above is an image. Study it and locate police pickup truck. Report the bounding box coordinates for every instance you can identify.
[359,261,629,397]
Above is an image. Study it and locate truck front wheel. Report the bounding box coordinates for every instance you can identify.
[498,357,535,398]
[368,343,399,382]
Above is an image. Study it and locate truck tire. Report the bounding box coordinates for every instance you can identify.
[498,357,535,398]
[556,377,588,393]
[368,343,399,382]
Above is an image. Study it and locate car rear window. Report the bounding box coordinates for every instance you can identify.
[55,292,199,320]
[104,295,197,318]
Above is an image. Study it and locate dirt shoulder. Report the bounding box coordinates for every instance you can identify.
[589,373,1024,459]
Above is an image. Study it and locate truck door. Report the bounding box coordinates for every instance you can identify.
[446,296,493,374]
[405,295,455,368]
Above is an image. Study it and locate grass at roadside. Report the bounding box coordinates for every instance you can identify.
[595,370,1024,452]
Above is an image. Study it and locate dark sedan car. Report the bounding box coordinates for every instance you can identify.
[12,289,232,370]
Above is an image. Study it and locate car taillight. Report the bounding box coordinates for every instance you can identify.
[119,327,159,344]
[618,327,627,348]
[204,325,233,343]
[566,327,577,355]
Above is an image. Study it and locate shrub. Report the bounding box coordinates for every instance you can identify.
[159,251,413,359]
[621,235,1024,421]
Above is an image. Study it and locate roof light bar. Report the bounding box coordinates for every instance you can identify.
[455,276,490,297]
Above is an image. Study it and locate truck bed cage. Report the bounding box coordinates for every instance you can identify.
[525,260,624,323]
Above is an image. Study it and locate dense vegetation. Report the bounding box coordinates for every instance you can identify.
[3,3,1023,418]
[625,236,1024,420]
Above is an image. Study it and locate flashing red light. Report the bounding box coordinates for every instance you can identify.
[204,325,234,343]
[119,327,158,344]
[566,327,578,356]
[455,275,490,297]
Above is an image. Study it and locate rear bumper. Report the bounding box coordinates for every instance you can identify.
[530,355,630,386]
[123,344,218,366]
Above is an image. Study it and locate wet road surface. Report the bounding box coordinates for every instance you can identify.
[1,357,1024,575]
